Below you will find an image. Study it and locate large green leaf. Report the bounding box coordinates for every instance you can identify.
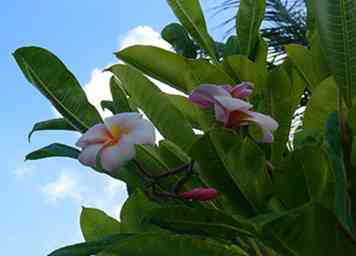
[104,233,248,256]
[190,129,255,217]
[226,138,272,212]
[120,190,162,233]
[109,76,135,113]
[147,206,255,242]
[260,203,338,256]
[304,76,338,132]
[109,64,197,151]
[316,0,356,107]
[273,146,334,210]
[48,233,133,256]
[13,47,102,132]
[158,140,191,167]
[28,118,77,142]
[80,207,121,241]
[223,36,240,57]
[223,55,265,92]
[285,44,319,90]
[25,143,80,161]
[266,67,293,163]
[237,0,266,57]
[116,45,234,93]
[161,22,198,58]
[166,0,218,62]
[325,113,352,230]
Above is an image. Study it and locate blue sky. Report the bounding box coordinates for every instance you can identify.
[1,1,232,255]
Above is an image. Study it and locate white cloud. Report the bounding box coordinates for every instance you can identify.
[119,25,171,51]
[41,168,127,218]
[13,164,34,179]
[41,170,85,203]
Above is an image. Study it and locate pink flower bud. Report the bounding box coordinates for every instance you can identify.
[178,188,218,201]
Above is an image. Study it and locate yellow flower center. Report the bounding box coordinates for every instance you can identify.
[110,126,130,144]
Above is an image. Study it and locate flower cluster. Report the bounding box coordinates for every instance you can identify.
[189,82,278,143]
[75,82,278,202]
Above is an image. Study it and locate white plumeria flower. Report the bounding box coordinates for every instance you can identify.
[76,112,155,172]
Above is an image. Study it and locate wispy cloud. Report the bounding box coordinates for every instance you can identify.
[41,170,85,203]
[13,164,35,179]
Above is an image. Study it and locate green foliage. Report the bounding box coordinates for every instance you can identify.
[15,0,356,255]
[80,207,121,241]
[237,0,266,58]
[167,0,218,62]
[316,0,356,107]
[13,47,102,132]
[25,143,80,160]
[28,118,77,142]
[161,23,198,58]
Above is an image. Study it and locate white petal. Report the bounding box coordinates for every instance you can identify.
[125,119,156,145]
[246,112,279,143]
[214,103,226,122]
[100,138,136,172]
[75,124,110,148]
[78,144,104,167]
[214,96,253,112]
[104,112,142,132]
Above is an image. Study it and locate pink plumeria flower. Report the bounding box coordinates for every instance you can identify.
[178,187,218,201]
[189,83,278,143]
[76,112,155,172]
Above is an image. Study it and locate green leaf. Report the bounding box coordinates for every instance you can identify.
[120,190,162,233]
[100,100,115,113]
[13,47,102,132]
[80,207,121,241]
[110,76,135,113]
[167,0,218,62]
[109,64,197,151]
[148,206,255,242]
[223,36,240,57]
[28,118,77,142]
[237,0,266,57]
[104,233,248,256]
[190,129,255,217]
[259,203,338,256]
[304,77,338,132]
[266,67,293,163]
[325,113,352,230]
[285,44,319,90]
[316,0,356,107]
[158,140,191,167]
[273,146,334,210]
[223,55,265,92]
[226,138,272,212]
[161,22,198,58]
[25,143,80,161]
[116,45,234,93]
[48,233,133,256]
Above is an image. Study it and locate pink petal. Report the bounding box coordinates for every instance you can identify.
[189,84,231,108]
[78,143,104,167]
[75,124,111,148]
[213,96,253,112]
[178,188,218,201]
[231,82,254,99]
[245,112,279,143]
[214,103,226,123]
[100,137,136,172]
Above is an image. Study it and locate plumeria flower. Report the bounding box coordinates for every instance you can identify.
[178,187,218,201]
[76,112,155,172]
[189,83,278,143]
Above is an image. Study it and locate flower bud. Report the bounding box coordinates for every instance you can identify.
[178,187,218,201]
